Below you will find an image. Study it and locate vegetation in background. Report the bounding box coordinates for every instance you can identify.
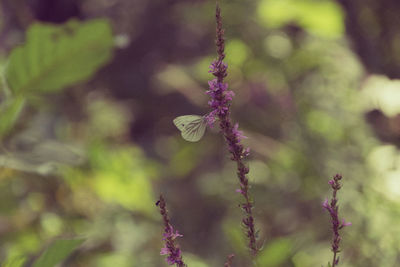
[1,0,400,266]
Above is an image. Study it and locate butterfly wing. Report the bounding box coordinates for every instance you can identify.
[173,115,206,142]
[181,119,206,142]
[173,115,197,131]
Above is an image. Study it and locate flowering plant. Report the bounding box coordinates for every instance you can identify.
[323,174,351,267]
[160,4,351,267]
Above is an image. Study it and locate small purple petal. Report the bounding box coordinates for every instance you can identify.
[341,219,352,227]
[160,247,169,255]
[322,198,329,209]
[236,189,244,194]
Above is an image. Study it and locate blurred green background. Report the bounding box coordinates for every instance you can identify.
[1,0,400,266]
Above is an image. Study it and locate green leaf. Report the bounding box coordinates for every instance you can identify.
[256,238,292,267]
[5,19,113,95]
[32,238,84,267]
[1,255,26,267]
[257,0,344,38]
[0,96,25,137]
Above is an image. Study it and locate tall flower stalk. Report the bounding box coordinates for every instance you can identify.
[157,195,186,267]
[205,4,258,255]
[323,174,351,267]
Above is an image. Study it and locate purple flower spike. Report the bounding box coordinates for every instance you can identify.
[323,174,351,267]
[204,4,258,256]
[157,195,186,267]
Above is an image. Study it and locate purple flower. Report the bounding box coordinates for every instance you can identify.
[323,174,351,267]
[160,247,169,255]
[232,123,247,141]
[203,4,258,255]
[322,198,337,215]
[205,78,233,125]
[160,246,182,265]
[341,219,352,228]
[209,60,227,75]
[157,195,186,267]
[236,189,244,194]
[162,226,183,241]
[205,110,217,127]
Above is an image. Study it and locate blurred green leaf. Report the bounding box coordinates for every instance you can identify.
[1,255,26,267]
[222,220,247,255]
[183,253,209,267]
[0,138,84,175]
[5,19,113,94]
[32,238,84,267]
[256,238,292,266]
[87,97,131,138]
[88,143,158,216]
[8,230,41,256]
[170,145,198,177]
[0,96,25,137]
[257,0,344,38]
[225,39,250,66]
[40,213,64,238]
[306,110,344,141]
[95,253,131,267]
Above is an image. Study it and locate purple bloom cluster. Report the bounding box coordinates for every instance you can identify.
[160,225,184,265]
[157,195,186,267]
[205,76,234,127]
[323,174,351,267]
[205,4,258,255]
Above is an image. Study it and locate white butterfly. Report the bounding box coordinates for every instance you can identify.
[173,115,207,142]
